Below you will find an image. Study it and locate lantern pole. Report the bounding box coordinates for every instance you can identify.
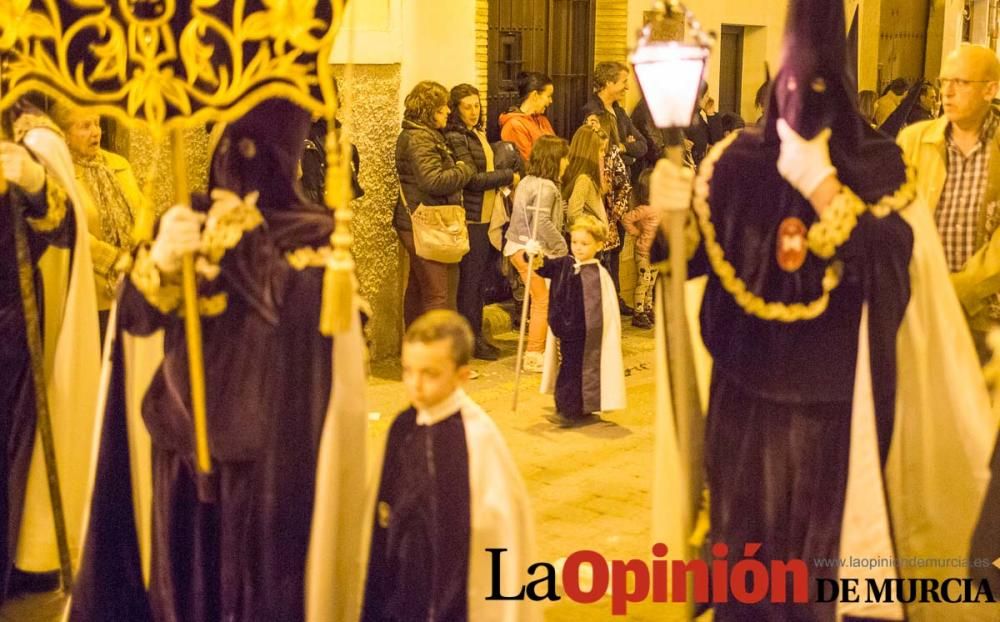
[635,0,714,572]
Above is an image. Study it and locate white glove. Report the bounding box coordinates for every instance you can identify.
[776,119,837,199]
[0,142,46,194]
[151,204,205,274]
[523,238,542,257]
[651,158,694,213]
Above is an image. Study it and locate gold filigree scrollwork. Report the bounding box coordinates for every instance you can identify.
[0,0,338,138]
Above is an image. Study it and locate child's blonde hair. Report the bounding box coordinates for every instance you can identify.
[403,310,474,367]
[569,214,608,243]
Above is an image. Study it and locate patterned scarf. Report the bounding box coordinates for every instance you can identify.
[74,152,134,250]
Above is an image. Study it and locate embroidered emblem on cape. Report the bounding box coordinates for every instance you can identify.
[777,217,808,272]
[377,501,391,529]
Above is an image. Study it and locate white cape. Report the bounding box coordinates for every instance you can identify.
[352,393,540,622]
[306,301,369,621]
[836,197,999,621]
[16,125,101,572]
[655,196,998,621]
[650,275,711,621]
[881,199,997,621]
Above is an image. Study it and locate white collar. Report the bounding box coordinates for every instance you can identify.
[415,388,468,426]
[573,258,600,274]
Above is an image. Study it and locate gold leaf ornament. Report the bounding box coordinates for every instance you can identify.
[0,0,339,138]
[87,21,128,83]
[256,0,325,52]
[0,0,41,50]
[179,20,218,87]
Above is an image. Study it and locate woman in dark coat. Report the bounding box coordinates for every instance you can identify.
[301,77,363,203]
[444,84,518,360]
[394,81,475,327]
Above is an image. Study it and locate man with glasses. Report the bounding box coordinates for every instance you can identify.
[899,44,1000,362]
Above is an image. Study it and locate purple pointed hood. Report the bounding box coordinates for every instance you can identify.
[762,0,906,202]
[210,98,333,250]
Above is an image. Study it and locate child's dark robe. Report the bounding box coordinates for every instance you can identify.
[360,389,538,622]
[536,256,625,414]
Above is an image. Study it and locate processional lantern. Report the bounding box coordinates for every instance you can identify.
[630,0,714,128]
[640,5,715,609]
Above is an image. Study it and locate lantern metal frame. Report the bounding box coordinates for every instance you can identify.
[630,0,716,128]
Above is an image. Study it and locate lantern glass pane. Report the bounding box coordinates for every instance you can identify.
[632,43,707,128]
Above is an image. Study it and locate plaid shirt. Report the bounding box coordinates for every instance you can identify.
[936,109,999,272]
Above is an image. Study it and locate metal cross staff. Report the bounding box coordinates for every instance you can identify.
[511,199,547,412]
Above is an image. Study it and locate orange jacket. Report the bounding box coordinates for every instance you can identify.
[498,110,555,161]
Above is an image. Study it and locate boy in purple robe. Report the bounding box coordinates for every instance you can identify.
[535,215,626,426]
[360,310,537,621]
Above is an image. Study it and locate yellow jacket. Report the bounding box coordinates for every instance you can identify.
[75,149,152,309]
[898,116,1000,331]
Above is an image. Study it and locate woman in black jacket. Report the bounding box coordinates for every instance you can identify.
[301,77,363,204]
[395,81,475,327]
[444,84,519,360]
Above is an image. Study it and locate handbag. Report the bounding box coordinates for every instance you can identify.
[400,181,470,264]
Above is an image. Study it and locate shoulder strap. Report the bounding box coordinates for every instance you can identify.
[398,178,408,209]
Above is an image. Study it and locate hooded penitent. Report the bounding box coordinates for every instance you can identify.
[211,98,334,251]
[698,0,912,424]
[763,0,906,202]
[668,0,998,619]
[70,98,340,622]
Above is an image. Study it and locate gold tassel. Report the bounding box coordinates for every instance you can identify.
[319,119,357,336]
[321,255,353,336]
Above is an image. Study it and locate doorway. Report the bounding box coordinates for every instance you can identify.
[487,0,596,140]
[718,25,744,116]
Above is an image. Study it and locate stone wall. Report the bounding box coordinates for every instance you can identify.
[333,64,404,361]
[109,125,210,217]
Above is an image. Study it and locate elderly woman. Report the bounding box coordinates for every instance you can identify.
[52,104,150,324]
[394,81,475,328]
[445,83,519,360]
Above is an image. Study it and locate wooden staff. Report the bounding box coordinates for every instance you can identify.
[668,206,702,506]
[665,208,689,432]
[660,172,705,552]
[171,129,211,478]
[5,173,73,590]
[511,202,543,413]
